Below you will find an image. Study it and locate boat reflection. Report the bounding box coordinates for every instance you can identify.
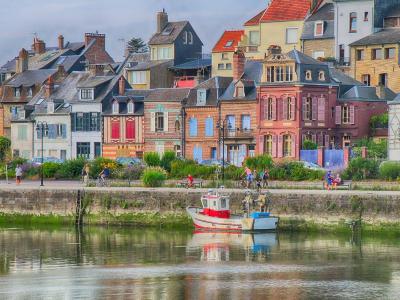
[186,231,278,262]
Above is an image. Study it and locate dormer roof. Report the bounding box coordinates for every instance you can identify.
[212,30,245,53]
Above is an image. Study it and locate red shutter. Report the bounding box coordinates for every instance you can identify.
[126,119,135,140]
[111,120,120,140]
[272,135,277,158]
[350,106,355,124]
[277,135,283,158]
[272,98,277,120]
[283,97,288,120]
[318,97,325,121]
[312,97,318,120]
[290,98,296,121]
[335,106,342,125]
[302,97,308,121]
[291,134,296,157]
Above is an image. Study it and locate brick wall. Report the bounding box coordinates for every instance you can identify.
[303,39,335,59]
[0,107,4,136]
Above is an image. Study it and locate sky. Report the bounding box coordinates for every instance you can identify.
[0,0,267,65]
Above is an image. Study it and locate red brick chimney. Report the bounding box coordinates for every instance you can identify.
[33,37,46,55]
[157,9,169,33]
[233,49,246,81]
[45,76,54,98]
[16,48,29,73]
[58,34,64,50]
[88,64,105,76]
[119,77,126,96]
[84,32,105,49]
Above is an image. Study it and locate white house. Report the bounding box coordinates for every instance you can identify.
[389,97,400,160]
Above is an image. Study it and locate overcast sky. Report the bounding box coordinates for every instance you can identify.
[0,0,267,65]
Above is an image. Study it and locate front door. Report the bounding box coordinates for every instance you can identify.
[229,145,240,166]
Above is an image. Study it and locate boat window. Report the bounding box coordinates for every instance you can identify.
[202,199,208,208]
[213,201,216,207]
[221,198,226,209]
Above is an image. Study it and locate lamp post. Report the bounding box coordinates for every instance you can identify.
[36,121,48,187]
[216,118,231,183]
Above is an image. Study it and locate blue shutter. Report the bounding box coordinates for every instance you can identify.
[205,117,214,137]
[242,115,251,131]
[198,146,203,162]
[189,118,198,137]
[62,124,67,139]
[48,125,55,139]
[227,116,235,130]
[193,146,203,163]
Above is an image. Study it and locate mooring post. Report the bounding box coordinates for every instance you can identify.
[75,190,84,226]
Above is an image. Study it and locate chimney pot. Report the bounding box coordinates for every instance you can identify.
[58,34,64,50]
[33,37,46,55]
[233,50,246,81]
[45,76,54,98]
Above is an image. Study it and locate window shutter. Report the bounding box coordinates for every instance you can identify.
[272,135,277,158]
[150,112,155,132]
[239,144,247,165]
[126,120,135,139]
[318,97,325,121]
[261,101,266,120]
[302,98,308,121]
[62,124,67,139]
[205,117,213,137]
[164,111,169,132]
[291,134,296,157]
[335,106,342,125]
[350,106,355,124]
[283,98,288,120]
[290,99,296,121]
[190,118,198,137]
[312,97,318,120]
[324,134,330,148]
[111,121,120,139]
[277,135,283,158]
[272,98,277,120]
[48,125,55,139]
[71,113,76,132]
[259,136,264,154]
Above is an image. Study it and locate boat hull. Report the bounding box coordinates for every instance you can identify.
[186,207,279,232]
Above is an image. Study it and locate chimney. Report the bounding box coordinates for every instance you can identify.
[157,9,168,33]
[233,49,246,81]
[267,45,282,56]
[377,84,386,100]
[84,32,105,50]
[119,77,126,96]
[88,64,105,76]
[45,76,54,98]
[33,37,46,55]
[16,48,29,73]
[58,34,64,50]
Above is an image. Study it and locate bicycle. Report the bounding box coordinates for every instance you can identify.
[96,176,110,187]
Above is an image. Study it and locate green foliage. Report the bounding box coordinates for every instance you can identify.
[269,162,325,181]
[115,164,145,180]
[379,161,400,180]
[353,138,387,160]
[42,162,62,178]
[342,158,379,180]
[126,37,149,54]
[144,152,161,167]
[245,155,273,172]
[170,159,216,179]
[160,151,176,172]
[141,167,167,187]
[55,158,86,179]
[302,139,318,150]
[89,157,119,179]
[0,137,11,162]
[224,165,244,180]
[370,113,388,131]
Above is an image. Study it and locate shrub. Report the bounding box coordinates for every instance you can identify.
[302,139,318,150]
[116,164,145,180]
[55,158,86,179]
[224,165,243,180]
[141,167,167,187]
[89,157,119,179]
[42,162,62,178]
[144,152,161,167]
[170,159,216,179]
[160,151,176,172]
[0,137,11,162]
[342,158,379,180]
[353,138,387,160]
[245,155,273,172]
[379,161,400,180]
[268,161,324,181]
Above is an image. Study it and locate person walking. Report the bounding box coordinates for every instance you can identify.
[262,169,269,188]
[244,167,253,189]
[15,164,23,185]
[83,164,90,185]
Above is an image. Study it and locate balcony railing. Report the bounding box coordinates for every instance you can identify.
[225,128,254,139]
[174,76,197,88]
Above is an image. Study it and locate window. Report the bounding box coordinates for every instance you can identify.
[342,106,350,124]
[174,145,181,157]
[189,118,198,137]
[197,89,207,105]
[77,142,90,159]
[350,12,357,32]
[249,31,260,45]
[286,97,293,120]
[318,71,325,81]
[264,135,273,156]
[241,115,251,131]
[224,40,234,48]
[314,21,324,36]
[131,71,147,84]
[372,48,383,60]
[127,102,134,114]
[188,32,193,45]
[80,89,93,100]
[356,49,365,61]
[157,47,172,59]
[17,125,27,141]
[283,135,292,157]
[56,124,63,137]
[126,120,135,139]
[304,97,312,120]
[155,112,164,132]
[276,66,284,82]
[362,74,371,86]
[286,28,298,44]
[183,31,188,44]
[27,87,33,97]
[90,113,99,131]
[10,106,18,118]
[225,63,232,70]
[221,53,228,60]
[285,65,294,81]
[364,12,369,21]
[111,120,120,139]
[313,51,325,60]
[227,115,236,131]
[267,98,274,120]
[205,117,214,137]
[385,48,395,59]
[267,66,275,82]
[379,73,388,86]
[235,85,245,98]
[218,63,225,70]
[305,70,312,81]
[72,112,100,132]
[14,88,21,98]
[112,102,119,114]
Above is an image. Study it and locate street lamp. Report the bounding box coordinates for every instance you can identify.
[216,118,232,183]
[36,121,48,187]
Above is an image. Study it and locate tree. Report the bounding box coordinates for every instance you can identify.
[0,136,11,162]
[126,37,149,54]
[302,139,318,150]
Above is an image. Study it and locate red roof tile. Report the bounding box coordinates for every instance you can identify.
[212,30,245,53]
[261,0,311,22]
[244,9,266,26]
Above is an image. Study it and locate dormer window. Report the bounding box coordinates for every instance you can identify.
[188,32,193,45]
[14,87,21,98]
[127,101,134,114]
[224,40,234,48]
[197,89,207,106]
[80,88,94,100]
[318,71,325,81]
[47,102,54,114]
[234,83,245,98]
[112,101,119,114]
[27,87,33,97]
[305,70,312,81]
[314,21,324,37]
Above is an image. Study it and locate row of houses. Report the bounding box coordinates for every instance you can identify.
[2,1,400,164]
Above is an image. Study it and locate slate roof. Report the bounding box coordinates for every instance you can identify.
[125,59,173,71]
[127,88,190,102]
[287,49,325,65]
[46,55,84,72]
[5,69,57,88]
[170,58,211,70]
[186,76,233,107]
[212,30,244,53]
[126,52,151,64]
[339,86,396,102]
[103,96,144,115]
[350,28,400,46]
[301,3,335,40]
[149,21,189,45]
[77,76,113,88]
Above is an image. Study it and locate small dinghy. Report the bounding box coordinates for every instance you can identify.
[186,190,279,232]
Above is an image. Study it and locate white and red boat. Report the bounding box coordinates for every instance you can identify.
[186,190,279,232]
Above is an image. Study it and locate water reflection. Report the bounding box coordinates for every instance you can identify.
[0,227,400,299]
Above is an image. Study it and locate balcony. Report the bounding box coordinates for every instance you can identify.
[174,76,197,88]
[225,128,254,139]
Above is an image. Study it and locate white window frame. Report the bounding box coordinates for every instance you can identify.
[157,47,172,60]
[249,31,260,45]
[131,71,147,84]
[314,21,324,37]
[127,102,134,114]
[80,88,94,100]
[112,102,119,114]
[286,27,298,44]
[197,89,207,106]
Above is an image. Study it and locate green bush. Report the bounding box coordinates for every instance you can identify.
[302,139,318,150]
[144,152,161,167]
[342,158,379,180]
[379,161,400,180]
[268,161,325,181]
[54,158,86,179]
[89,157,119,179]
[141,167,167,187]
[245,155,273,172]
[224,165,244,180]
[170,159,216,179]
[42,162,62,178]
[160,151,176,172]
[353,138,387,160]
[0,137,11,162]
[370,113,388,131]
[115,164,145,180]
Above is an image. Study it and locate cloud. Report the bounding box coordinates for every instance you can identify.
[0,0,266,64]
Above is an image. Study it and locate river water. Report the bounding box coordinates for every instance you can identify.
[0,227,400,300]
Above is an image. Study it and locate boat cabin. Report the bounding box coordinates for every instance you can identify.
[201,190,231,219]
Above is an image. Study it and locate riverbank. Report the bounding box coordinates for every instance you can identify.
[1,186,400,233]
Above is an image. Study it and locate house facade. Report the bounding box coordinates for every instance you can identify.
[388,96,400,161]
